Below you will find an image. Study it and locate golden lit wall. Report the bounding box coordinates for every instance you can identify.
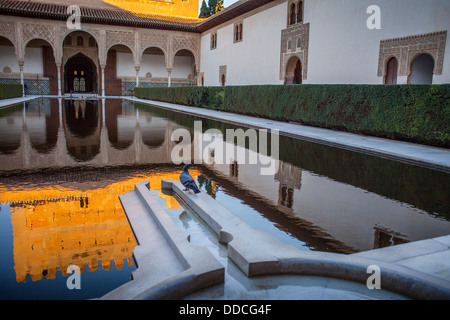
[0,171,198,283]
[104,0,200,19]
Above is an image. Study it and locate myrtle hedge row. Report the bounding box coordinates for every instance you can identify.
[134,84,450,147]
[0,83,22,100]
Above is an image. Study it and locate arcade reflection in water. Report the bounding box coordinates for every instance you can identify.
[0,98,184,170]
[0,97,449,299]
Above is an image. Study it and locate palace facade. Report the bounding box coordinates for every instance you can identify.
[0,0,448,96]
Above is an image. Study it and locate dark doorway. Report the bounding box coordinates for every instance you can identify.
[409,53,434,84]
[285,56,302,85]
[293,59,302,84]
[385,57,398,85]
[64,53,98,93]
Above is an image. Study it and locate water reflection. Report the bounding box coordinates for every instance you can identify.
[0,98,185,170]
[0,168,196,299]
[0,98,448,257]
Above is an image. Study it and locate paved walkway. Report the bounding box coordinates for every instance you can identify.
[127,97,450,172]
[0,95,40,109]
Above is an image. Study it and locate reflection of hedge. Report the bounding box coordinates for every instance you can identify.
[135,84,450,147]
[135,100,449,219]
[0,83,22,100]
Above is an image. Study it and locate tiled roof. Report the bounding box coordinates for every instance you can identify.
[196,0,274,32]
[0,0,275,33]
[0,0,202,32]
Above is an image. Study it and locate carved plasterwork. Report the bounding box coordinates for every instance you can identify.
[280,23,309,81]
[0,21,17,48]
[106,30,135,53]
[378,31,447,78]
[22,23,55,47]
[172,34,199,66]
[140,32,168,54]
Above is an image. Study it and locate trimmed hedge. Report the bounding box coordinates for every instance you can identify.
[0,83,22,100]
[134,84,450,148]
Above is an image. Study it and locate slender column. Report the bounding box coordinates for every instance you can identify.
[167,68,172,87]
[135,66,140,87]
[101,64,106,97]
[18,61,24,96]
[56,63,62,97]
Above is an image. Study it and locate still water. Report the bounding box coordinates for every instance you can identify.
[0,97,448,299]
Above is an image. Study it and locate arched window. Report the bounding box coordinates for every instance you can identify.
[287,40,292,51]
[290,3,296,25]
[211,33,217,49]
[385,57,398,84]
[77,36,84,46]
[64,36,72,46]
[80,77,86,91]
[297,1,303,23]
[73,77,80,91]
[409,53,434,84]
[88,36,96,47]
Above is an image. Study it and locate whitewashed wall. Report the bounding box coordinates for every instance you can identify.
[305,0,450,84]
[116,51,194,79]
[200,0,450,85]
[0,45,43,75]
[140,53,167,78]
[200,1,287,86]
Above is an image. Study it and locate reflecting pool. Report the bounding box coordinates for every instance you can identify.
[0,97,448,299]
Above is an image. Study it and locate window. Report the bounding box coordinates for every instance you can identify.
[79,77,86,91]
[234,22,243,43]
[290,3,296,25]
[211,32,217,49]
[88,36,96,47]
[288,1,305,27]
[297,1,303,24]
[73,77,80,91]
[64,36,72,46]
[77,36,84,46]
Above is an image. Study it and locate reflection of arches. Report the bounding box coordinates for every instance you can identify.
[65,100,98,138]
[0,105,22,154]
[64,99,100,162]
[29,98,59,154]
[384,57,398,85]
[105,99,135,150]
[140,118,167,148]
[64,53,98,93]
[409,53,434,84]
[285,56,302,84]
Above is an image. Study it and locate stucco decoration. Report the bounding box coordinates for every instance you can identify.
[378,31,447,78]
